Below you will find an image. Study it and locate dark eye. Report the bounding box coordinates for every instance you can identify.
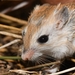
[37,35,48,43]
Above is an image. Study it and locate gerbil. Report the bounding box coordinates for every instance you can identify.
[21,3,75,73]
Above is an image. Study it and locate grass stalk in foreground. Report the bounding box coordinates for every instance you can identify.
[0,56,21,60]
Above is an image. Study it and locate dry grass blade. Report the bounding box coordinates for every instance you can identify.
[9,70,38,75]
[0,13,27,25]
[71,58,75,62]
[25,61,60,70]
[0,31,22,38]
[0,72,10,75]
[0,39,21,49]
[72,72,75,75]
[0,24,22,32]
[49,67,75,75]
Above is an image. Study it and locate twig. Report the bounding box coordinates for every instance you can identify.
[71,58,75,62]
[0,13,27,25]
[25,61,60,70]
[49,67,75,75]
[9,70,38,75]
[0,24,22,32]
[0,72,10,75]
[0,31,22,38]
[72,72,75,75]
[1,1,28,14]
[0,39,21,49]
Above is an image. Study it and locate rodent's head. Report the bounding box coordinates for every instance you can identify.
[21,4,75,63]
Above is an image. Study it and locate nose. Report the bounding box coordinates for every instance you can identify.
[21,50,34,61]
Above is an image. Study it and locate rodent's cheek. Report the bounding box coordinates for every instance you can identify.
[31,52,43,61]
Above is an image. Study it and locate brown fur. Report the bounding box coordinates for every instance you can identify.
[23,24,37,50]
[24,3,75,50]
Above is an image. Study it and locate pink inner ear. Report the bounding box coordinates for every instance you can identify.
[55,6,69,30]
[56,22,60,28]
[56,20,63,29]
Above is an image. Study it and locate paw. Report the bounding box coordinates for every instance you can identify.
[42,64,60,74]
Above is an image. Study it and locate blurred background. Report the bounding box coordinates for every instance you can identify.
[0,0,42,21]
[0,0,75,21]
[0,0,41,20]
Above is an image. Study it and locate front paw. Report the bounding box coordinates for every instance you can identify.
[42,64,60,74]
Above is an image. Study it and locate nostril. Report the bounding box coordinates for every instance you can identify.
[25,57,29,61]
[21,55,28,61]
[21,54,31,61]
[21,49,35,61]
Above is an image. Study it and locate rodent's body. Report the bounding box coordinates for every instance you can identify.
[21,3,75,71]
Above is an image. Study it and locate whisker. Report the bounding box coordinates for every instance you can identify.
[35,57,45,65]
[35,55,54,65]
[36,57,45,65]
[42,54,57,61]
[35,58,41,65]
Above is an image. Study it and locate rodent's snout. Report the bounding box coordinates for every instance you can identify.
[21,49,35,61]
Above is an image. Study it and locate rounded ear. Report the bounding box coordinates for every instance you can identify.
[55,6,69,29]
[33,5,40,12]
